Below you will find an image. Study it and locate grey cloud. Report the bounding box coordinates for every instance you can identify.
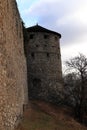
[22,0,87,46]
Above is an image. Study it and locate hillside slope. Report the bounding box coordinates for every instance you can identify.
[16,100,87,130]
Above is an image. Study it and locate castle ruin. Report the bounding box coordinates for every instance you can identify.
[0,0,63,129]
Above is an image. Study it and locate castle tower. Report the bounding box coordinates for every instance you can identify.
[26,24,63,101]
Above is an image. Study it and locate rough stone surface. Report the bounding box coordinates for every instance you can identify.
[0,0,28,129]
[25,25,63,102]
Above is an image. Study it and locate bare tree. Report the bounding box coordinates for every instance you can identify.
[65,53,87,123]
[63,72,79,106]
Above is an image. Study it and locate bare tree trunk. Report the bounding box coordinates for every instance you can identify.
[78,74,85,123]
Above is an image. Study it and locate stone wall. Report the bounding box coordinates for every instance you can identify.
[25,27,63,102]
[0,0,28,129]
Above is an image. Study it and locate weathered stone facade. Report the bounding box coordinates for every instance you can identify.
[0,0,28,129]
[25,25,63,102]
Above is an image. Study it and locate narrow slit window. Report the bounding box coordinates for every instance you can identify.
[30,34,34,39]
[47,53,50,58]
[31,52,35,59]
[44,34,49,39]
[52,46,55,47]
[55,36,58,41]
[36,45,39,47]
[44,44,47,47]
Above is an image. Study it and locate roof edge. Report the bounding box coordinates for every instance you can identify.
[26,25,61,38]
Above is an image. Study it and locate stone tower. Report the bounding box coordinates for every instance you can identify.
[25,24,63,102]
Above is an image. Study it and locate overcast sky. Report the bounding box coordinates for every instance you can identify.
[16,0,87,70]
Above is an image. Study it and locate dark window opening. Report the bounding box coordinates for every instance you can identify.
[55,36,58,40]
[44,44,47,47]
[36,45,39,47]
[31,52,35,59]
[33,78,41,87]
[47,53,50,58]
[29,34,34,39]
[32,78,41,97]
[44,34,49,39]
[52,46,55,47]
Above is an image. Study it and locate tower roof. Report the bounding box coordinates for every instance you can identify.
[27,24,61,38]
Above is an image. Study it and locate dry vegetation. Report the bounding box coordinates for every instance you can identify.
[16,100,87,130]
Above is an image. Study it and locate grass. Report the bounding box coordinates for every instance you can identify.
[16,101,87,130]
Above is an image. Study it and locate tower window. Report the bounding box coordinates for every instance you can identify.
[44,34,49,39]
[29,34,34,39]
[44,44,47,47]
[55,36,58,41]
[47,53,50,58]
[33,78,41,87]
[36,45,39,47]
[31,52,35,59]
[52,46,55,47]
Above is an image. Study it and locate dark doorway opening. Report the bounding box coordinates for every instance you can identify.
[33,78,41,87]
[31,78,41,98]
